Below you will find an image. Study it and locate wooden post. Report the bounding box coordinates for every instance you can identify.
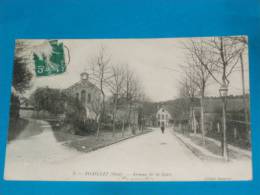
[234,127,238,139]
[217,122,220,133]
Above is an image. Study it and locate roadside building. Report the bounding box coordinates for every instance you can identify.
[156,106,172,127]
[64,71,102,119]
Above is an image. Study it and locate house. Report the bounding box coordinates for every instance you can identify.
[156,106,172,127]
[64,71,102,119]
[19,97,35,118]
[20,97,34,110]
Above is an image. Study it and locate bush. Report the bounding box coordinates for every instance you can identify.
[64,96,97,134]
[10,93,20,118]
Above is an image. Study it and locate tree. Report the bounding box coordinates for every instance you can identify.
[31,87,65,115]
[108,65,126,136]
[186,36,246,159]
[12,40,34,94]
[227,36,250,143]
[90,46,112,137]
[9,41,33,119]
[12,56,33,94]
[123,65,144,134]
[182,39,217,145]
[89,92,102,128]
[64,94,87,132]
[178,75,198,134]
[207,37,244,84]
[207,37,245,159]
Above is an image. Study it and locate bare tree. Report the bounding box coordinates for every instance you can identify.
[178,67,197,98]
[123,65,143,134]
[227,36,250,143]
[188,36,246,159]
[89,93,102,125]
[90,46,111,137]
[182,39,217,145]
[108,65,126,136]
[178,72,198,134]
[209,37,246,158]
[204,37,245,85]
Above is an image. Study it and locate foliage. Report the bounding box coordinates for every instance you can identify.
[9,93,20,118]
[31,87,66,114]
[13,41,33,94]
[64,95,97,133]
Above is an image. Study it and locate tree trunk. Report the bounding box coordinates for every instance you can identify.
[112,111,116,137]
[97,91,105,137]
[200,95,206,146]
[96,116,100,137]
[127,102,132,132]
[121,120,125,137]
[112,99,117,137]
[191,107,196,134]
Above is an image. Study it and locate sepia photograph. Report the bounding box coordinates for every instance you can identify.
[4,37,252,181]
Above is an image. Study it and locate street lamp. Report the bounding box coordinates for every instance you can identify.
[219,83,229,161]
[219,83,228,97]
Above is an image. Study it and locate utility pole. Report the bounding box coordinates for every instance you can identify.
[240,53,250,143]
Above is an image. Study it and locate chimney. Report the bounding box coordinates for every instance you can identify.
[80,72,89,81]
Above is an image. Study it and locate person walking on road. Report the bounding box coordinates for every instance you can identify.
[161,123,165,134]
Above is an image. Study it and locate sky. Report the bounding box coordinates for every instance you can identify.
[22,38,250,102]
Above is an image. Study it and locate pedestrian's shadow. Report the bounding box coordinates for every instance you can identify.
[160,142,167,145]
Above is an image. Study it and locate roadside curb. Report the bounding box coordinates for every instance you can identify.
[192,134,252,158]
[172,131,225,162]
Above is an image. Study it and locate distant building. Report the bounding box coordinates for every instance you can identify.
[19,97,35,118]
[156,106,172,127]
[19,97,34,110]
[64,71,102,119]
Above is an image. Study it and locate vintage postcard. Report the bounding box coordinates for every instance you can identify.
[4,37,252,181]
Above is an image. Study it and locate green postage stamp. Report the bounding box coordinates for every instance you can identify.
[33,40,66,76]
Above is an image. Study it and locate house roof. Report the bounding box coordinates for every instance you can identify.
[156,106,171,115]
[64,79,100,93]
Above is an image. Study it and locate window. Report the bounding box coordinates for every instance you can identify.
[162,114,164,120]
[81,90,86,104]
[158,114,160,119]
[76,93,79,101]
[87,93,91,103]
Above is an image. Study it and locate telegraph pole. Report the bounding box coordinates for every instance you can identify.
[240,53,250,143]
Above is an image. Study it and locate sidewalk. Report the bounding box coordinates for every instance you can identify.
[192,133,251,158]
[173,131,251,162]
